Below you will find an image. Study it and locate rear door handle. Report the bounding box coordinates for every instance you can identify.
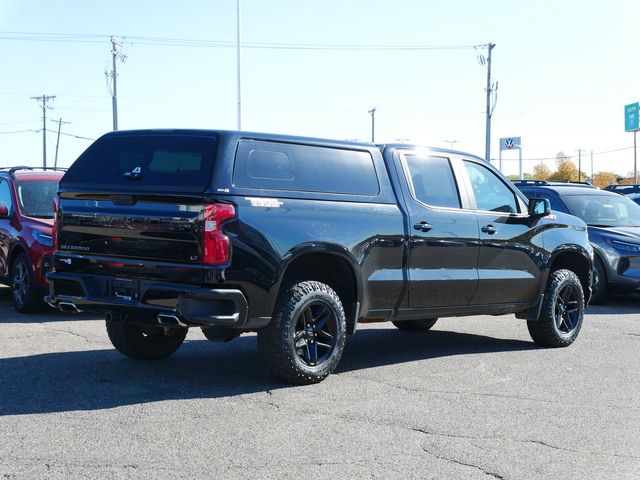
[413,221,433,232]
[481,224,497,234]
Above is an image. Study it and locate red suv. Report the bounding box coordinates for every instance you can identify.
[0,167,64,312]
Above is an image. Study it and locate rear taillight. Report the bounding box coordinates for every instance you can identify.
[52,196,60,251]
[203,203,236,265]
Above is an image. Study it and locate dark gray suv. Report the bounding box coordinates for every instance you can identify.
[516,180,640,304]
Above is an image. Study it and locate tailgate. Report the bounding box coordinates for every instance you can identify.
[58,194,204,264]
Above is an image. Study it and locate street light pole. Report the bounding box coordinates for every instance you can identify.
[236,0,242,130]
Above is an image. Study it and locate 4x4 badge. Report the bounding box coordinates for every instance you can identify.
[124,166,143,179]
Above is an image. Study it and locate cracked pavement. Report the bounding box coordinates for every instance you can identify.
[0,286,639,479]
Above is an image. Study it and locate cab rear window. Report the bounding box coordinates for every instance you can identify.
[61,135,217,193]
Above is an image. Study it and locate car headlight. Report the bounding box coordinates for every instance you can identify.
[32,229,53,247]
[606,239,640,254]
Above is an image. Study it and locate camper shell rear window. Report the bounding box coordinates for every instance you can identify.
[61,134,218,193]
[233,140,380,196]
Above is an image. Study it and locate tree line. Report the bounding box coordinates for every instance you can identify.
[507,152,633,189]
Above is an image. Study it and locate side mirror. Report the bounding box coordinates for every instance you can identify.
[528,197,550,218]
[0,205,9,218]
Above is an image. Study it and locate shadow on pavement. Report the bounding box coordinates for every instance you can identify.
[0,327,537,416]
[586,292,640,316]
[0,287,102,323]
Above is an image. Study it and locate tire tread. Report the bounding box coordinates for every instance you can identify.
[258,281,346,385]
[527,269,584,347]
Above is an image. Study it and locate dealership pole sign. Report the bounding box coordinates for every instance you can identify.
[498,137,522,178]
[625,103,639,132]
[626,102,640,183]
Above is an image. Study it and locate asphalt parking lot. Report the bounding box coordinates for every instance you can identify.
[0,285,639,480]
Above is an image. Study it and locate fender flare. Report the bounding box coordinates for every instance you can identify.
[267,242,364,316]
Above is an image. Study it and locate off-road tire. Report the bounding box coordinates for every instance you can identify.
[10,253,42,313]
[589,257,609,305]
[106,316,188,360]
[258,281,346,385]
[392,318,438,331]
[527,269,584,347]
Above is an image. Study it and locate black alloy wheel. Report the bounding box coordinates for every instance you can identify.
[10,253,41,313]
[553,283,581,335]
[293,301,339,367]
[528,269,584,347]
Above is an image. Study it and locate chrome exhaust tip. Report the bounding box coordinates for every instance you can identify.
[59,302,82,313]
[157,313,187,328]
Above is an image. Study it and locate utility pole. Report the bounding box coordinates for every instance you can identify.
[444,140,459,150]
[590,149,594,180]
[484,43,496,163]
[30,94,56,168]
[577,149,582,182]
[107,36,126,131]
[368,107,376,143]
[54,118,70,169]
[236,0,242,130]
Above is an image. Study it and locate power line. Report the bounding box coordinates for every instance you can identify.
[0,31,480,51]
[44,129,95,141]
[512,146,635,162]
[0,129,39,135]
[0,128,94,141]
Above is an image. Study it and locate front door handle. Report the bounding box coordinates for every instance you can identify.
[481,224,497,234]
[413,221,433,232]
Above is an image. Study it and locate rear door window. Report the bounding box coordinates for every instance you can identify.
[61,135,218,193]
[401,154,461,208]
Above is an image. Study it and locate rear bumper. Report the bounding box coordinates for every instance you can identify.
[45,271,261,329]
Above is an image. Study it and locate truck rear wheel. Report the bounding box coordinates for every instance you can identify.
[106,315,188,360]
[527,269,584,347]
[392,318,438,331]
[258,281,346,385]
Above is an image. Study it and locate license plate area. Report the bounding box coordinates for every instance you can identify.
[111,278,140,302]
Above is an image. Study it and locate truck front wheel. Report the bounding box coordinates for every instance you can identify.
[106,315,188,360]
[258,281,346,385]
[392,318,438,331]
[527,269,584,347]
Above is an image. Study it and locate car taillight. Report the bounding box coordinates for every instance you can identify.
[52,196,60,251]
[203,203,235,265]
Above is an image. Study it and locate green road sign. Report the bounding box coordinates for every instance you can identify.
[625,102,639,132]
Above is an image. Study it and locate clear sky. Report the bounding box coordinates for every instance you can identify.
[1,0,638,177]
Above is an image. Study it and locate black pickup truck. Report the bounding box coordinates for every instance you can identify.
[46,130,593,384]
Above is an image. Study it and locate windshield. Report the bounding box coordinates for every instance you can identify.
[15,180,59,218]
[563,194,640,227]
